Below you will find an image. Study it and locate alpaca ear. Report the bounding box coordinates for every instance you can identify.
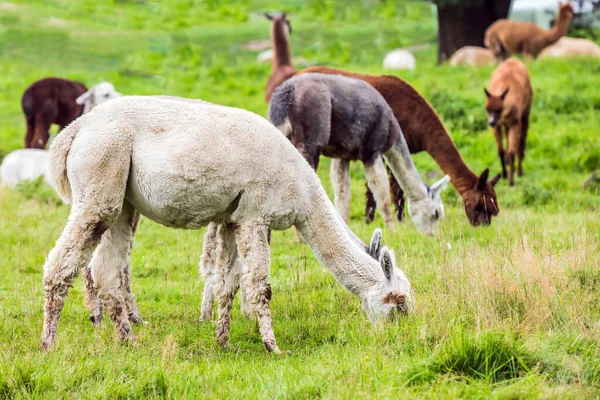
[500,87,510,100]
[430,175,451,196]
[286,19,292,34]
[368,229,382,260]
[484,88,491,98]
[477,168,490,190]
[380,247,395,281]
[264,12,274,20]
[490,173,501,187]
[76,90,93,105]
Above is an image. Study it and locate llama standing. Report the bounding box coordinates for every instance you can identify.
[269,73,450,235]
[22,78,122,149]
[485,2,574,60]
[40,96,413,353]
[264,13,297,103]
[301,66,501,227]
[484,58,533,186]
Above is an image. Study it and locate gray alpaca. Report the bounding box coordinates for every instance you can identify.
[268,73,449,235]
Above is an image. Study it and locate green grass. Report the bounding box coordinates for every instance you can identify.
[1,0,600,398]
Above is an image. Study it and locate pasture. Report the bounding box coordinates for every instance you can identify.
[1,0,600,398]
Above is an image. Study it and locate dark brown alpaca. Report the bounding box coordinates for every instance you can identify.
[21,77,87,149]
[484,58,533,187]
[264,13,297,103]
[301,66,501,226]
[485,2,574,60]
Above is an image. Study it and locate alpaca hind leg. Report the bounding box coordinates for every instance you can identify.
[389,168,405,222]
[213,224,239,348]
[24,116,35,148]
[494,125,507,179]
[41,205,121,350]
[122,210,143,323]
[364,157,394,229]
[330,158,351,223]
[90,201,138,344]
[507,124,521,187]
[32,116,51,149]
[200,222,220,321]
[365,185,376,224]
[83,263,102,326]
[236,222,279,353]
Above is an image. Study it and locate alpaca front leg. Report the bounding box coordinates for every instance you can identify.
[41,210,112,350]
[493,125,507,179]
[236,223,280,353]
[91,203,138,344]
[389,169,405,222]
[330,158,351,223]
[200,222,220,321]
[507,124,521,187]
[364,157,394,229]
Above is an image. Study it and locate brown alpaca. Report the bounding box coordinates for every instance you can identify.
[21,77,87,149]
[484,58,533,187]
[485,2,574,60]
[264,13,297,103]
[301,66,501,227]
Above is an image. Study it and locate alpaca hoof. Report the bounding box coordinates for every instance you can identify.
[269,345,282,354]
[41,340,54,352]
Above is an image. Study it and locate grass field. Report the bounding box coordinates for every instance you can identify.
[1,0,600,398]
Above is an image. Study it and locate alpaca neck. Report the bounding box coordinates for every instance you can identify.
[415,111,478,196]
[383,133,429,202]
[297,187,384,298]
[271,21,292,69]
[544,14,570,46]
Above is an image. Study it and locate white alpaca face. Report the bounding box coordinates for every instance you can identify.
[407,175,450,236]
[76,82,122,113]
[362,248,414,323]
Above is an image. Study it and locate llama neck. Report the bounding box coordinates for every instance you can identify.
[298,187,384,298]
[271,21,292,69]
[383,132,429,202]
[418,117,479,196]
[544,14,570,46]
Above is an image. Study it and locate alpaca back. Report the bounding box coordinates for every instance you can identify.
[489,58,533,119]
[450,46,497,66]
[539,37,600,58]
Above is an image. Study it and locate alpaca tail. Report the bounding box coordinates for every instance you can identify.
[268,83,295,137]
[486,31,509,60]
[47,118,82,204]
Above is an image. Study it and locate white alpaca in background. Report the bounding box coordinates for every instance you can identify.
[0,149,49,189]
[41,96,413,353]
[76,82,122,113]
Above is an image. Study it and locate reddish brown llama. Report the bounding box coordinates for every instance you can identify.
[21,77,87,149]
[485,2,574,60]
[264,13,297,103]
[484,58,533,187]
[301,66,501,226]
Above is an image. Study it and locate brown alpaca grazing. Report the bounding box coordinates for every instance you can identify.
[302,66,501,227]
[485,2,574,60]
[264,12,297,103]
[21,77,87,149]
[484,58,533,187]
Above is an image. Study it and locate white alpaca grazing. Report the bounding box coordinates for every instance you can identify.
[75,82,122,113]
[0,149,49,189]
[382,49,416,70]
[41,96,413,353]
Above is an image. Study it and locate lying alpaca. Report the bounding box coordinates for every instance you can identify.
[485,2,574,60]
[538,37,600,59]
[450,44,509,67]
[484,58,533,186]
[41,96,413,352]
[0,149,49,189]
[21,78,121,149]
[301,66,500,227]
[264,13,296,103]
[269,73,450,235]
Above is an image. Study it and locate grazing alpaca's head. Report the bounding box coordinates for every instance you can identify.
[407,175,450,235]
[462,169,501,226]
[484,87,510,127]
[362,248,413,323]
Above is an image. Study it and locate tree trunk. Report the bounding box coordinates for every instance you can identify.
[436,0,512,63]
